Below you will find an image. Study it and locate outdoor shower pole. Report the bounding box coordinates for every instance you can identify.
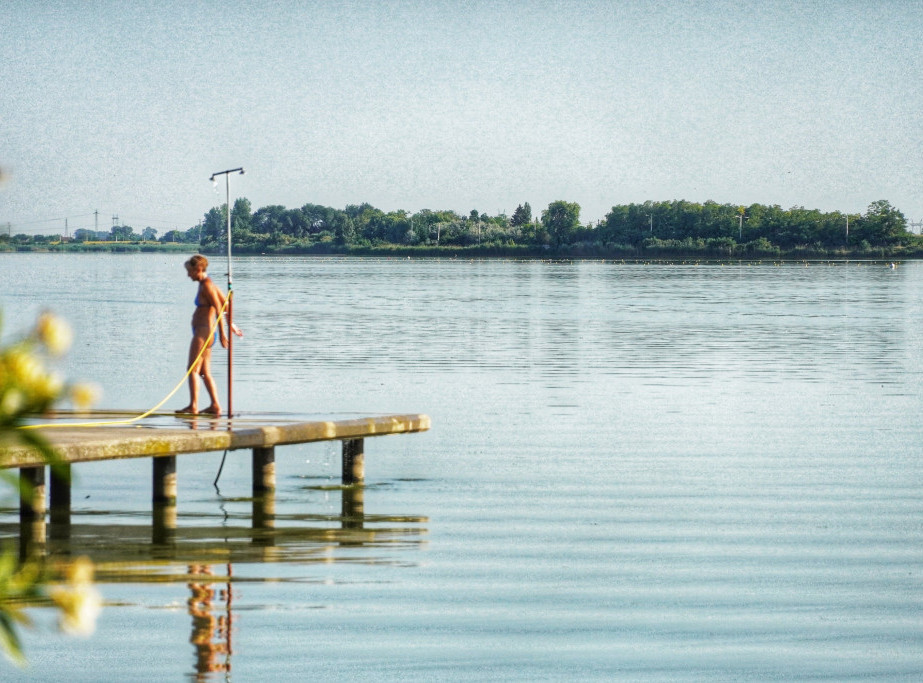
[209,167,245,417]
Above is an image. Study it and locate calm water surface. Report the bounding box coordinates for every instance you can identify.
[1,254,922,680]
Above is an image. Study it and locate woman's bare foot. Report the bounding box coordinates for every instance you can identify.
[201,404,221,416]
[176,405,197,414]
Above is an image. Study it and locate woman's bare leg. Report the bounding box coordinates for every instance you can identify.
[177,336,207,414]
[199,347,222,415]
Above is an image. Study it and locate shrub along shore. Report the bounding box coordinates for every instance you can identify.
[4,197,920,260]
[3,238,921,261]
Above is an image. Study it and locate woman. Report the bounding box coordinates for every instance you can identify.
[177,254,243,415]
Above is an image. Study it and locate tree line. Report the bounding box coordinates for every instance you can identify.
[3,198,915,257]
[197,197,911,255]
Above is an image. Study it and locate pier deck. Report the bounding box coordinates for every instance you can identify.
[0,411,430,550]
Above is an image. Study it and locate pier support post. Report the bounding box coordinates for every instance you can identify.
[20,466,47,520]
[153,455,177,505]
[252,446,276,496]
[152,456,177,546]
[50,464,72,540]
[252,447,276,541]
[19,466,47,556]
[342,438,364,485]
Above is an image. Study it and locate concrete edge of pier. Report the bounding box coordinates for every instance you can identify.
[0,413,431,468]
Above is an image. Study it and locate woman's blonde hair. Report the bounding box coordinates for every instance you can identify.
[185,254,208,271]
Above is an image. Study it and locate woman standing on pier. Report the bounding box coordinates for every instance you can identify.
[177,254,242,415]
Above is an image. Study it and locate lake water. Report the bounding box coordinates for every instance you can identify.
[1,254,922,680]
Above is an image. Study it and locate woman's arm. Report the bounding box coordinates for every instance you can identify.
[202,280,230,345]
[203,280,243,344]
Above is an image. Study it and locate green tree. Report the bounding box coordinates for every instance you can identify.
[510,203,532,227]
[232,197,252,237]
[331,211,355,245]
[541,200,581,247]
[251,205,288,237]
[109,225,135,242]
[385,212,412,244]
[159,229,186,243]
[201,207,224,245]
[859,199,906,245]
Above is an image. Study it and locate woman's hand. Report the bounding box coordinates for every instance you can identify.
[231,323,244,338]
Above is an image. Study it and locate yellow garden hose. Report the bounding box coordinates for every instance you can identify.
[21,294,231,430]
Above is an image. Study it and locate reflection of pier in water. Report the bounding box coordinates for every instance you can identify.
[3,486,428,566]
[1,410,431,679]
[2,486,427,680]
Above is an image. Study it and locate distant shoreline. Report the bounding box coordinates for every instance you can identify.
[1,241,920,261]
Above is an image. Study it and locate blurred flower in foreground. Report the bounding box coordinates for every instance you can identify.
[70,383,101,411]
[0,312,87,423]
[48,558,102,637]
[0,554,41,667]
[0,310,100,666]
[35,313,72,357]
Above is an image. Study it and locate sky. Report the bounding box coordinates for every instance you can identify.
[2,0,922,236]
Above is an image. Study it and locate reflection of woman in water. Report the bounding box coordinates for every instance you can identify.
[187,565,232,677]
[177,255,242,415]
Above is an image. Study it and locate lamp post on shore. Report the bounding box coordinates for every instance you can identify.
[209,167,244,416]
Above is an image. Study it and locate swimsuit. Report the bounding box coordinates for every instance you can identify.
[194,283,219,344]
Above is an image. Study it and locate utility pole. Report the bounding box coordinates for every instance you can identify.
[94,210,98,240]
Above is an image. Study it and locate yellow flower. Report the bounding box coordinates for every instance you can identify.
[0,387,24,416]
[35,313,72,357]
[33,371,63,401]
[48,557,101,638]
[70,383,101,410]
[5,348,42,386]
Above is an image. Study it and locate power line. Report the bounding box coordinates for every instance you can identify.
[2,210,197,235]
[2,212,97,227]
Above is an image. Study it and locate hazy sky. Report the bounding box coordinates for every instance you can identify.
[2,0,922,236]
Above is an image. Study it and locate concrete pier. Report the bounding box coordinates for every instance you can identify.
[1,411,430,548]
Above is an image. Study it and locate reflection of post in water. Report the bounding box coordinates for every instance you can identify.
[49,463,71,545]
[152,503,177,547]
[252,490,276,548]
[341,485,364,531]
[187,564,232,679]
[19,466,46,560]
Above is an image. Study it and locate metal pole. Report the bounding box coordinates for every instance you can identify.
[210,167,244,417]
[226,174,233,417]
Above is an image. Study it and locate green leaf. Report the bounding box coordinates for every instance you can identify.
[0,611,27,668]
